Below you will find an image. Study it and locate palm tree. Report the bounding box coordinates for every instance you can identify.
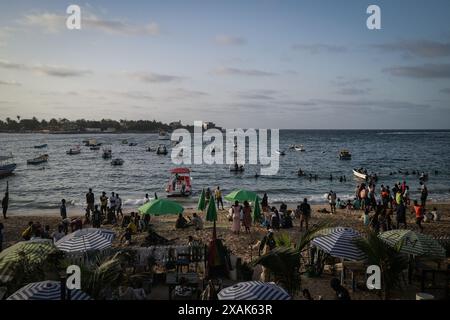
[355,231,408,300]
[252,222,330,296]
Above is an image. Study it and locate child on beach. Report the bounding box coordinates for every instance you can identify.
[412,200,424,233]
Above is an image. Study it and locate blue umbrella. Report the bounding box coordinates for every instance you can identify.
[55,228,115,253]
[8,281,91,300]
[311,227,366,261]
[218,281,291,300]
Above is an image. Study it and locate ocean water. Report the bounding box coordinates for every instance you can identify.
[1,130,450,212]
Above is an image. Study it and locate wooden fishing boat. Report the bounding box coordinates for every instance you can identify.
[27,154,49,165]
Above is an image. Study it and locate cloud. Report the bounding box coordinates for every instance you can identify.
[0,27,14,47]
[169,88,208,99]
[311,99,431,112]
[236,89,279,100]
[292,44,347,54]
[212,67,276,77]
[373,40,450,58]
[383,64,450,79]
[214,35,246,46]
[336,88,371,96]
[0,80,21,86]
[21,12,160,36]
[440,88,450,94]
[130,72,184,83]
[0,59,92,77]
[332,76,372,87]
[118,91,153,101]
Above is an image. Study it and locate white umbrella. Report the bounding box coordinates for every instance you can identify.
[218,281,291,300]
[55,228,115,252]
[8,281,91,300]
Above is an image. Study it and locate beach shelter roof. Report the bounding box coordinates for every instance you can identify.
[224,189,259,202]
[55,228,115,253]
[7,281,91,300]
[311,228,366,261]
[379,230,445,259]
[139,198,184,216]
[218,281,291,300]
[0,239,57,283]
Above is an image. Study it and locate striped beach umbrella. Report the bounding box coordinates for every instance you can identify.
[55,228,115,253]
[311,227,366,261]
[218,281,291,300]
[7,281,91,300]
[0,239,57,283]
[379,230,445,259]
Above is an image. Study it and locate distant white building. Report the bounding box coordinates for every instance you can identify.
[85,128,102,132]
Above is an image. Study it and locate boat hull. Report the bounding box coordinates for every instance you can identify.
[0,163,17,177]
[352,169,367,180]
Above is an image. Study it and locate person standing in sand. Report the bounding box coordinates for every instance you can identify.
[299,198,311,231]
[85,188,95,218]
[327,190,337,214]
[412,200,424,233]
[1,190,8,220]
[261,193,269,212]
[100,192,108,216]
[215,186,224,210]
[110,192,117,216]
[60,199,67,220]
[242,201,252,233]
[420,182,428,208]
[231,201,242,234]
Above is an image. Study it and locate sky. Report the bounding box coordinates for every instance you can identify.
[0,0,450,129]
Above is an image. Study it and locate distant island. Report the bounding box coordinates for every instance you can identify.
[0,117,220,133]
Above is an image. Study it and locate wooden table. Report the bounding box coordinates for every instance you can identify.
[166,272,200,300]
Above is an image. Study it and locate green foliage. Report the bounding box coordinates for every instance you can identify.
[355,231,408,300]
[252,246,301,296]
[274,232,292,247]
[252,222,331,296]
[0,117,195,133]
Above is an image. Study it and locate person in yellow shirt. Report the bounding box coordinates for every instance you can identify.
[215,186,224,210]
[127,220,138,234]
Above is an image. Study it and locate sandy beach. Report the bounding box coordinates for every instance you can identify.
[2,201,449,300]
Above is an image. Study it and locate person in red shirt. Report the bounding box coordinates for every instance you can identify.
[412,200,424,233]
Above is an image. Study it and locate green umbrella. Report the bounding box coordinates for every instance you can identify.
[379,230,445,259]
[252,197,262,223]
[197,188,206,211]
[138,198,184,216]
[206,194,217,222]
[224,189,259,202]
[0,239,57,283]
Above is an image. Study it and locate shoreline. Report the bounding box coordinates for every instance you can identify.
[5,200,450,217]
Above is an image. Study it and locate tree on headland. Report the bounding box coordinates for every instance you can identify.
[0,117,197,133]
